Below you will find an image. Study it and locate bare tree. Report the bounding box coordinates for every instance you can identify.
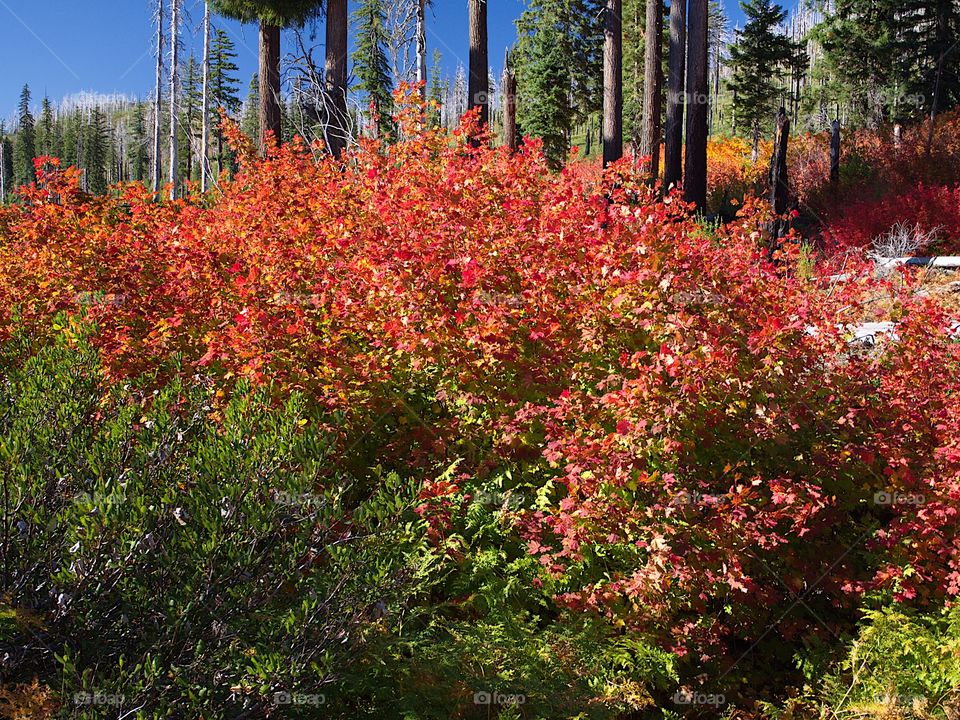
[416,0,427,102]
[603,0,623,166]
[168,0,181,200]
[664,0,686,189]
[153,0,165,197]
[502,49,517,151]
[201,0,211,192]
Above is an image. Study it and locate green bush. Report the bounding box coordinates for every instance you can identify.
[0,326,678,719]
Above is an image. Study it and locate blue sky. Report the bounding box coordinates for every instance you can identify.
[0,0,746,120]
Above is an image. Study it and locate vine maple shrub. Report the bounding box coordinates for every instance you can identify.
[1,93,959,667]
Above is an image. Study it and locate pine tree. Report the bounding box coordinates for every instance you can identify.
[514,0,604,167]
[0,122,12,203]
[211,0,323,151]
[428,48,444,125]
[352,0,394,139]
[183,55,204,183]
[84,107,109,195]
[36,96,57,159]
[729,0,794,158]
[130,103,151,183]
[13,85,37,187]
[210,29,242,175]
[242,74,261,145]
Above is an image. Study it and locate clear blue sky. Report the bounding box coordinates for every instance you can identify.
[0,0,746,120]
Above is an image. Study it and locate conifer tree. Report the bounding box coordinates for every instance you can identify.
[84,107,109,195]
[36,96,57,159]
[242,74,261,145]
[130,103,151,183]
[0,123,12,203]
[13,85,37,187]
[729,0,793,159]
[211,0,323,151]
[353,0,394,139]
[210,30,241,175]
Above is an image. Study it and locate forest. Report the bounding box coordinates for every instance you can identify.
[1,0,959,719]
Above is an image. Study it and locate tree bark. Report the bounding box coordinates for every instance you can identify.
[201,0,211,191]
[468,0,489,128]
[683,0,708,209]
[325,0,348,158]
[830,119,840,184]
[641,0,663,180]
[153,0,164,196]
[416,0,428,103]
[664,0,685,189]
[259,21,282,153]
[169,0,179,200]
[768,106,790,251]
[603,0,623,167]
[503,49,518,151]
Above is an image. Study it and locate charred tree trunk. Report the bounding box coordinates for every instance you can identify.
[468,0,489,129]
[664,0,686,190]
[683,0,708,209]
[641,0,663,180]
[603,0,623,167]
[325,0,349,158]
[769,107,790,251]
[503,50,518,151]
[259,21,282,152]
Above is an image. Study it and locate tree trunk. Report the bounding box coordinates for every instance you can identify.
[768,106,790,251]
[641,0,663,180]
[325,0,348,158]
[830,119,840,184]
[664,0,685,190]
[468,0,489,128]
[153,0,164,196]
[416,0,428,103]
[683,0,707,209]
[201,0,211,191]
[168,0,179,200]
[259,21,282,152]
[503,50,518,151]
[603,0,623,167]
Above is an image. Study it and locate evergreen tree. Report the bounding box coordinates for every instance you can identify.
[13,85,37,187]
[812,0,904,125]
[352,0,394,139]
[241,74,261,145]
[514,0,604,167]
[84,107,109,194]
[729,0,794,157]
[131,103,151,183]
[183,55,204,182]
[428,48,444,125]
[211,0,323,150]
[36,96,57,159]
[210,29,242,174]
[0,122,12,203]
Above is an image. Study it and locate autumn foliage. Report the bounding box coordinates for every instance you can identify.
[1,94,959,680]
